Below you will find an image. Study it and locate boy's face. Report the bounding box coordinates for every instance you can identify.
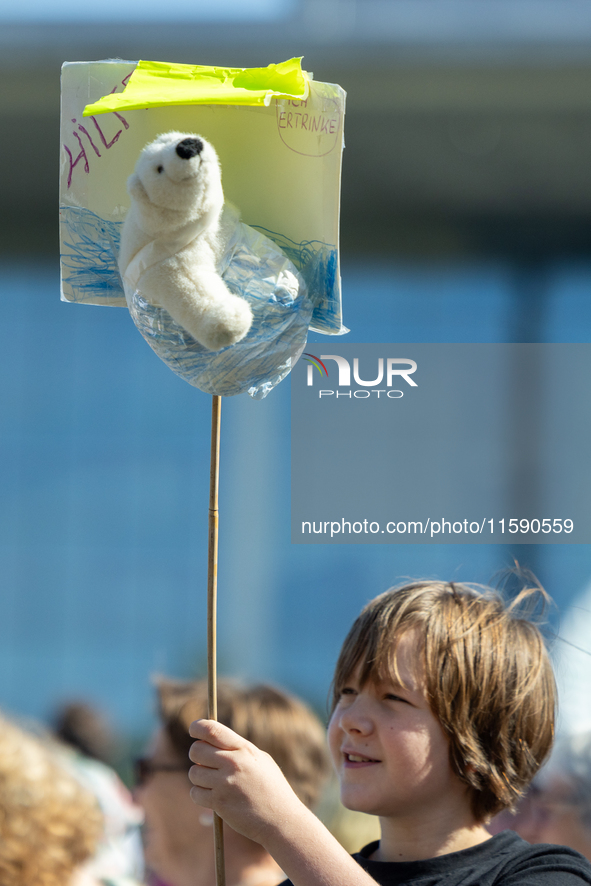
[328,629,473,824]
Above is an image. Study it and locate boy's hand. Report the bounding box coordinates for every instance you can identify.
[189,719,380,886]
[188,719,305,845]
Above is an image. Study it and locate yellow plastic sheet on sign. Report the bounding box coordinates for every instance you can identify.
[83,57,309,116]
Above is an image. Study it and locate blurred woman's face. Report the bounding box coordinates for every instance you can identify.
[135,729,213,884]
[513,778,591,861]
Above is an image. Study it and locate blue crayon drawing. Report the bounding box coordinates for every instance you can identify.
[60,206,125,305]
[250,226,341,334]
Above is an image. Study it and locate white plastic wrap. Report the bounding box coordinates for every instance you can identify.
[125,214,313,398]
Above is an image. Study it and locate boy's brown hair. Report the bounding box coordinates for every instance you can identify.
[157,677,331,810]
[331,580,556,822]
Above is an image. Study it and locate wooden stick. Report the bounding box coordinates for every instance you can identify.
[207,394,225,886]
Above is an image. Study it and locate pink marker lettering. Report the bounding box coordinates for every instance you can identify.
[91,115,123,149]
[64,132,90,188]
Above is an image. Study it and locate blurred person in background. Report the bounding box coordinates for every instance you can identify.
[52,700,145,883]
[54,700,116,764]
[490,732,591,860]
[0,711,104,886]
[136,678,331,886]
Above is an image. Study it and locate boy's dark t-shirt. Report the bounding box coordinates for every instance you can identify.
[279,831,591,885]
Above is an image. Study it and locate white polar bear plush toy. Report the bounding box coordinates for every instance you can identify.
[118,131,253,351]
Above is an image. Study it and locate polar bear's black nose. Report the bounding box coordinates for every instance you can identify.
[176,138,204,159]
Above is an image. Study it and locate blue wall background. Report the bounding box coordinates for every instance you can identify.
[0,258,589,736]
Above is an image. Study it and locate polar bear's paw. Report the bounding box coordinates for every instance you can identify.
[197,294,253,351]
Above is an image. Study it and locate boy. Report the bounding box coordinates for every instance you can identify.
[188,580,591,885]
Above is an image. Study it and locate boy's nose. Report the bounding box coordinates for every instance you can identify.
[338,700,373,735]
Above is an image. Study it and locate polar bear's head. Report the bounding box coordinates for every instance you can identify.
[128,131,224,229]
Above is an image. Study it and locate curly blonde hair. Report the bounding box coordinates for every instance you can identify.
[0,714,104,886]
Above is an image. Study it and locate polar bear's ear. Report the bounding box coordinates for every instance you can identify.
[127,173,151,206]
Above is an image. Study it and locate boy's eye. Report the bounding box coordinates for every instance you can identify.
[339,686,356,697]
[384,692,409,703]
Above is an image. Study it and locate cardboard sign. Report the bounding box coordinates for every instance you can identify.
[59,59,346,337]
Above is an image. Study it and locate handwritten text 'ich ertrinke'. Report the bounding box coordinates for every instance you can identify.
[277,99,338,134]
